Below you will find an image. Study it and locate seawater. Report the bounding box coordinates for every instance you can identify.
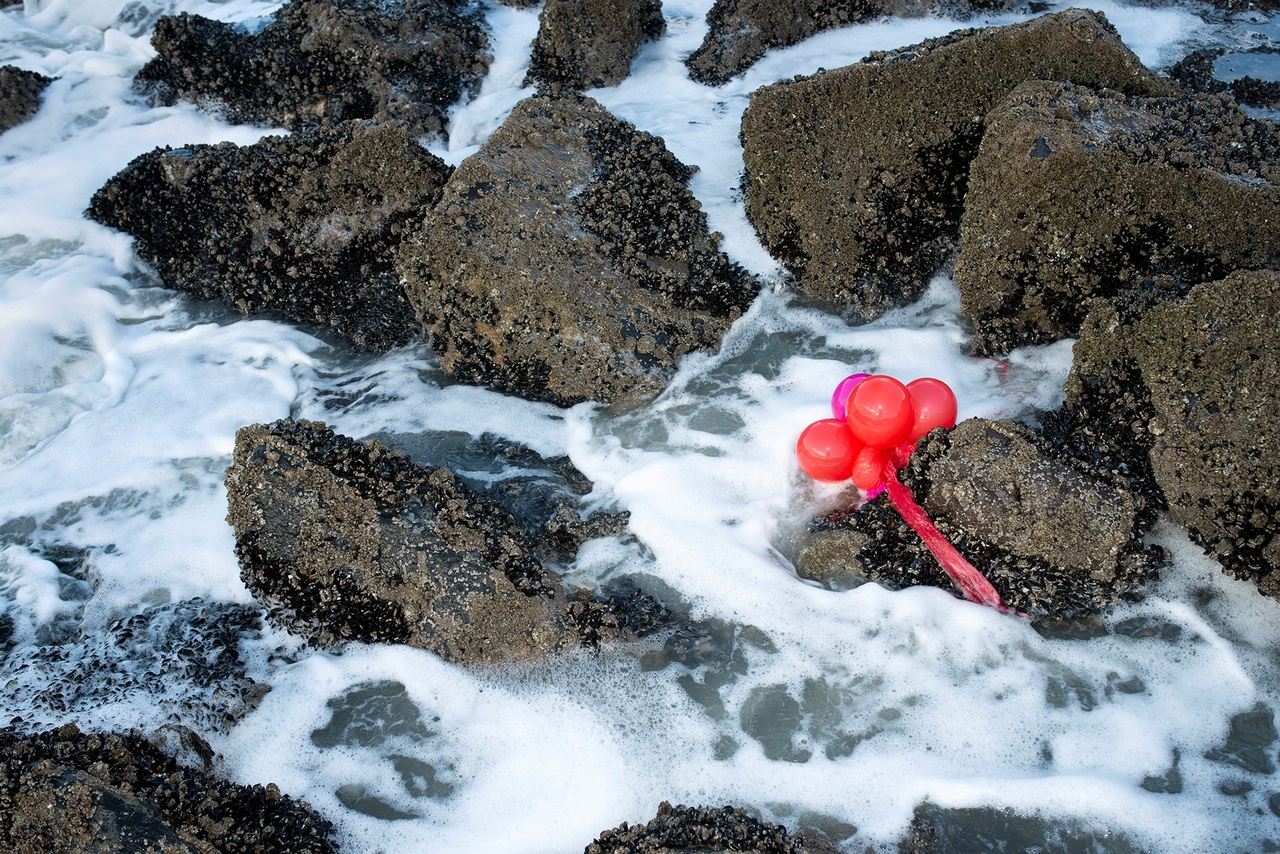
[1,0,1278,851]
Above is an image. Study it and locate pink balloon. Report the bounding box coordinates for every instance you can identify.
[830,373,872,421]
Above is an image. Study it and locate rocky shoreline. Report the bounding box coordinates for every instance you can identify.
[3,0,1279,850]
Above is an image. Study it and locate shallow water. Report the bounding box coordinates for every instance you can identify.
[2,0,1279,851]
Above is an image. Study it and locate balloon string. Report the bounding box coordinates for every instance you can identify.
[883,473,1016,615]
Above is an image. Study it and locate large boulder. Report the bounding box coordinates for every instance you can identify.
[225,419,666,663]
[739,9,1177,321]
[955,81,1280,355]
[0,725,336,853]
[526,0,665,93]
[396,94,758,407]
[1060,270,1280,599]
[0,65,52,133]
[87,121,449,352]
[134,0,489,136]
[794,418,1160,621]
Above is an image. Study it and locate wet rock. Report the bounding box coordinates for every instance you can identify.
[1170,47,1280,110]
[0,65,52,133]
[585,800,840,853]
[397,94,758,407]
[740,9,1176,321]
[87,121,449,352]
[526,0,664,93]
[3,598,267,735]
[134,0,489,137]
[225,418,667,663]
[1061,270,1280,599]
[794,418,1161,620]
[685,0,1018,86]
[899,800,1143,852]
[956,81,1280,355]
[0,724,336,853]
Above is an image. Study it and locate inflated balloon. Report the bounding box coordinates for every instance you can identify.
[793,372,1016,615]
[830,373,871,421]
[906,377,958,441]
[796,418,861,482]
[845,375,914,449]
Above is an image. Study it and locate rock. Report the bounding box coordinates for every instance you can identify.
[87,121,449,352]
[225,418,668,663]
[0,724,336,853]
[899,801,1142,852]
[526,0,664,93]
[1062,270,1280,599]
[1170,47,1280,110]
[955,81,1280,355]
[134,0,489,136]
[794,418,1161,620]
[740,9,1177,321]
[0,65,52,133]
[396,94,758,407]
[585,801,840,853]
[685,0,1018,86]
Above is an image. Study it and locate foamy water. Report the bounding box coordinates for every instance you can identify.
[2,0,1278,851]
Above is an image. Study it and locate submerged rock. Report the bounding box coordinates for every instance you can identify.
[397,94,758,407]
[0,724,336,853]
[134,0,489,136]
[899,801,1144,852]
[685,0,1015,86]
[1060,270,1280,600]
[739,9,1176,321]
[87,121,449,352]
[225,419,666,663]
[526,0,664,93]
[956,81,1280,355]
[794,418,1161,621]
[585,801,840,853]
[0,65,52,133]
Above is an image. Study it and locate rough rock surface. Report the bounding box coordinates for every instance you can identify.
[794,418,1161,621]
[87,121,449,352]
[899,801,1143,852]
[1170,47,1280,110]
[526,0,665,93]
[585,801,839,853]
[685,0,1020,86]
[0,65,52,133]
[134,0,489,136]
[1059,270,1280,599]
[397,94,758,407]
[956,81,1280,355]
[739,9,1177,321]
[225,418,667,663]
[0,724,336,853]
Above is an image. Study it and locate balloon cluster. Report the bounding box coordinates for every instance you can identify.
[796,373,958,491]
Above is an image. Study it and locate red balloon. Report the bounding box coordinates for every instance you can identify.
[796,419,860,481]
[851,445,887,491]
[906,377,958,441]
[846,375,914,449]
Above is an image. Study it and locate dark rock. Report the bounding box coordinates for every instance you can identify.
[740,9,1177,322]
[396,94,758,407]
[1062,270,1280,599]
[685,0,1020,87]
[3,599,267,735]
[1170,47,1280,109]
[0,65,52,133]
[585,800,840,853]
[899,800,1143,852]
[225,418,668,663]
[955,81,1280,355]
[794,418,1162,620]
[0,724,336,853]
[134,0,489,136]
[87,121,449,352]
[526,0,665,93]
